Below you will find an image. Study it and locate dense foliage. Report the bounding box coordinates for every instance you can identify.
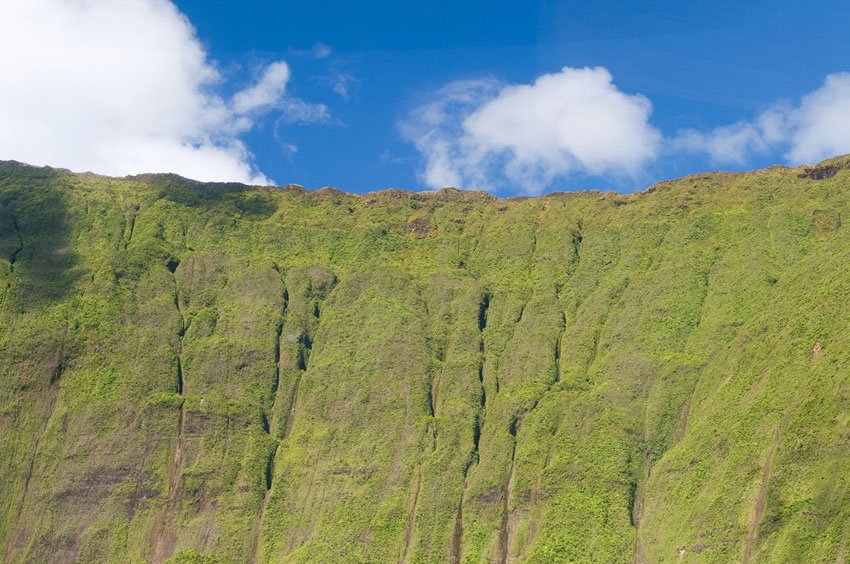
[1,158,850,563]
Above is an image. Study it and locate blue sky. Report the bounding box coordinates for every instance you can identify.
[3,1,850,195]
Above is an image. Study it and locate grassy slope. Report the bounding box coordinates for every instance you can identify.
[1,158,850,563]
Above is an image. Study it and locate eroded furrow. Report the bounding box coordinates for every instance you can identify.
[586,277,631,374]
[249,278,288,564]
[528,221,539,270]
[571,222,583,269]
[270,320,283,417]
[250,444,278,564]
[632,456,653,564]
[123,205,138,250]
[152,259,187,564]
[8,218,22,272]
[283,329,312,440]
[0,217,21,318]
[450,291,491,562]
[676,400,691,442]
[554,311,566,383]
[450,481,467,564]
[743,426,780,563]
[466,212,488,268]
[632,249,722,559]
[473,291,491,463]
[3,350,65,564]
[400,469,422,564]
[421,285,440,448]
[495,300,526,394]
[498,418,519,564]
[675,250,722,439]
[477,291,490,417]
[274,270,335,447]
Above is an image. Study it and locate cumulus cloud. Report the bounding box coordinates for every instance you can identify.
[675,73,850,166]
[787,73,850,163]
[0,0,326,185]
[400,67,662,193]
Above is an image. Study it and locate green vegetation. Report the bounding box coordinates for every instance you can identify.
[2,157,850,562]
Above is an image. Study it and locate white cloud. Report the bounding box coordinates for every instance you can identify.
[787,73,850,163]
[400,79,500,189]
[235,61,329,126]
[233,62,291,114]
[0,0,325,185]
[675,73,850,166]
[672,107,790,165]
[401,67,661,193]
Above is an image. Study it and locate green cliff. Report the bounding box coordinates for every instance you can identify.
[2,157,850,562]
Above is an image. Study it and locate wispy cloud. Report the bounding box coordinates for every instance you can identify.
[312,43,332,59]
[0,0,328,185]
[330,71,356,99]
[289,42,333,60]
[275,98,331,125]
[232,62,292,114]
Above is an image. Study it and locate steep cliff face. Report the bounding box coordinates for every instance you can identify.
[1,158,850,563]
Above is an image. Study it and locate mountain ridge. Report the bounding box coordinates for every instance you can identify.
[6,153,850,199]
[2,157,850,563]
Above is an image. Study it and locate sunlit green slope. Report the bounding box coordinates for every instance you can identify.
[1,157,850,563]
